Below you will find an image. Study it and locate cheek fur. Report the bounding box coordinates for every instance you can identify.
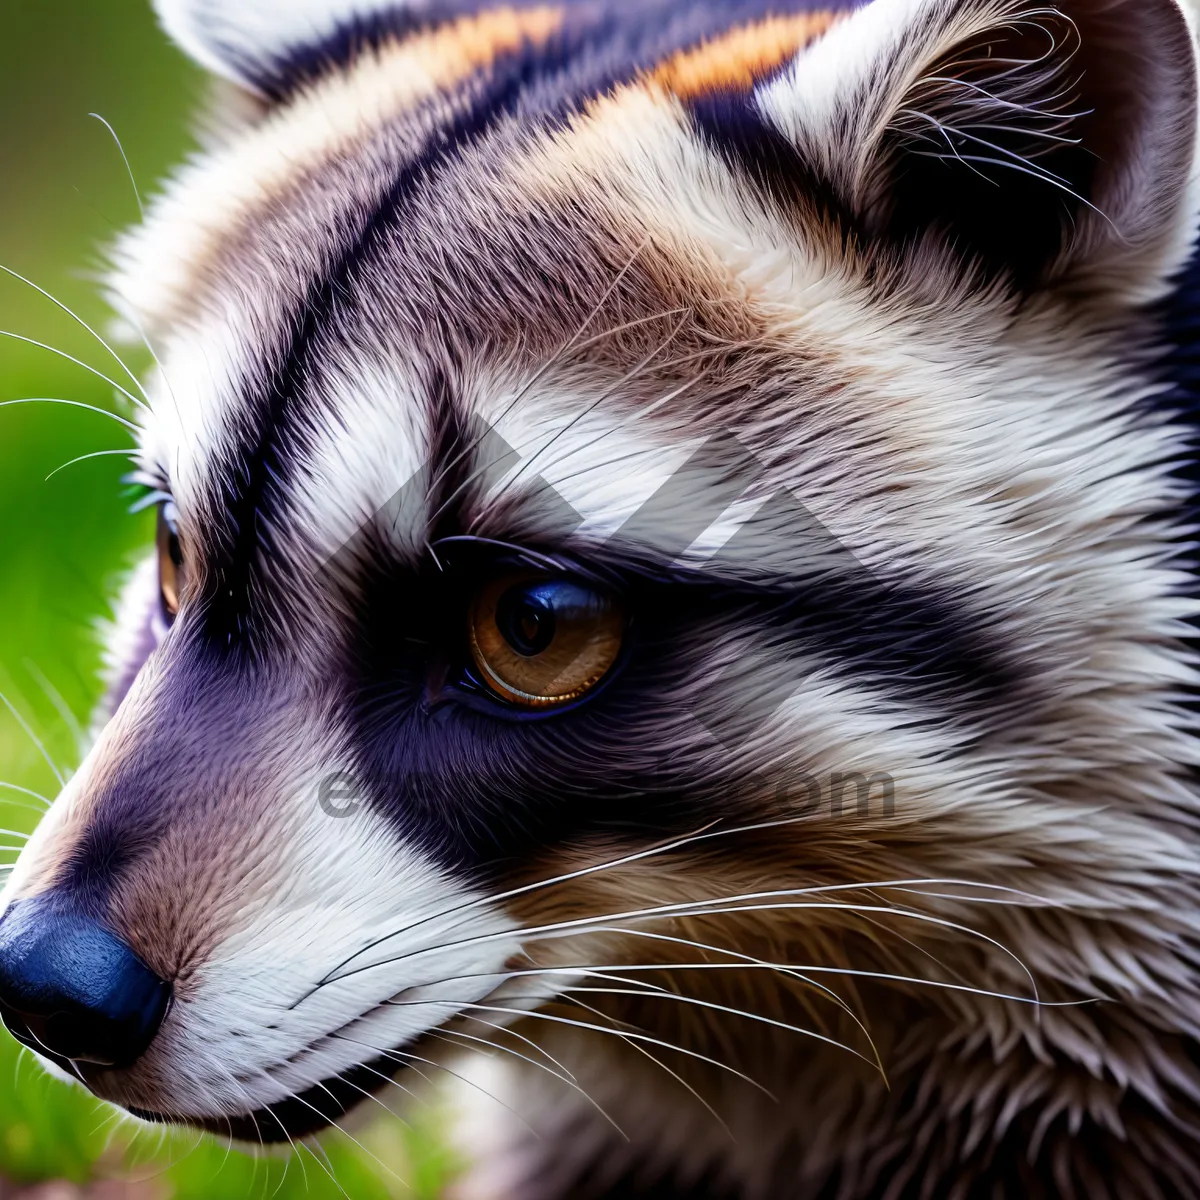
[111,782,522,1117]
[12,0,1200,1191]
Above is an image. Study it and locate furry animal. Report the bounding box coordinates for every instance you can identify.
[3,0,1200,1195]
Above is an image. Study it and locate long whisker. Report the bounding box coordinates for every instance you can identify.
[0,265,150,402]
[0,397,138,433]
[528,906,1041,1001]
[22,660,85,753]
[453,1000,776,1100]
[316,816,731,984]
[298,1138,348,1200]
[521,369,718,495]
[291,1126,349,1200]
[318,804,1052,986]
[397,1046,540,1135]
[568,978,865,1065]
[319,891,1045,1001]
[426,313,694,536]
[566,962,873,1068]
[0,331,147,411]
[183,1047,273,1173]
[0,781,51,809]
[509,936,1081,1009]
[474,931,881,1059]
[89,113,144,220]
[0,686,65,787]
[565,991,734,1136]
[468,312,692,532]
[429,1025,628,1139]
[196,1061,335,1200]
[382,989,744,1133]
[302,1078,410,1191]
[512,369,720,501]
[425,308,687,517]
[118,300,187,436]
[46,447,137,482]
[463,1008,579,1083]
[317,1067,417,1134]
[337,1053,428,1112]
[328,1030,539,1138]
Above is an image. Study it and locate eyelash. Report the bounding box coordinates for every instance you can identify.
[123,468,172,515]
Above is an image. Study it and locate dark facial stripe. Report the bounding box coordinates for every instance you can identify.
[203,0,868,652]
[334,475,1020,880]
[202,52,561,649]
[514,0,857,121]
[688,87,861,240]
[252,0,865,103]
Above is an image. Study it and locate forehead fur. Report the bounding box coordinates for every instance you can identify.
[110,5,566,337]
[13,0,1200,1183]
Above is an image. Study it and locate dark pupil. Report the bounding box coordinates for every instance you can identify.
[496,587,557,656]
[168,534,183,569]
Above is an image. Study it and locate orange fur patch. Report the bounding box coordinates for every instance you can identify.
[421,5,565,80]
[649,12,843,99]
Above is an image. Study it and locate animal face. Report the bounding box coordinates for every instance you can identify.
[2,0,1199,1183]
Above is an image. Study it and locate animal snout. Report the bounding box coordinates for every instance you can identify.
[0,898,171,1071]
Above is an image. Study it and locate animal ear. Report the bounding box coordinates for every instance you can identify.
[754,0,1200,297]
[153,0,413,95]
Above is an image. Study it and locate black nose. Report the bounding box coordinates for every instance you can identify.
[0,899,171,1070]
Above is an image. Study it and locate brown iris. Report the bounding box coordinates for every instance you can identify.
[468,573,623,708]
[156,504,184,621]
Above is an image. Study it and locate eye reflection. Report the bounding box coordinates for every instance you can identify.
[468,573,623,708]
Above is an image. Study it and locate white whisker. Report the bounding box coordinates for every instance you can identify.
[22,660,85,754]
[422,237,659,508]
[471,311,692,530]
[464,1009,580,1083]
[329,1030,540,1138]
[318,803,1053,987]
[0,265,150,402]
[0,331,147,411]
[0,398,138,433]
[46,447,137,482]
[392,999,776,1101]
[432,1024,628,1139]
[566,991,735,1137]
[0,685,65,787]
[0,781,51,810]
[320,888,1046,1006]
[89,113,144,220]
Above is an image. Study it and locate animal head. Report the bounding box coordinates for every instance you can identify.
[1,0,1199,1156]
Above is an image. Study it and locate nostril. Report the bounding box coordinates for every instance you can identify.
[0,899,171,1070]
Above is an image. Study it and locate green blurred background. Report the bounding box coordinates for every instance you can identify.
[0,2,449,1195]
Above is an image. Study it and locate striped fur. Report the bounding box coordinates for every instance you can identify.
[6,0,1200,1195]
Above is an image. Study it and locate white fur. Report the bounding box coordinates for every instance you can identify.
[756,0,1200,300]
[144,750,521,1117]
[10,0,1200,1185]
[154,0,412,88]
[287,350,431,570]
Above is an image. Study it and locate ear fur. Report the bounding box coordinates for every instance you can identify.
[153,0,414,95]
[757,0,1200,298]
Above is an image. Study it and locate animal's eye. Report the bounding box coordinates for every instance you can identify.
[467,573,624,708]
[156,502,184,622]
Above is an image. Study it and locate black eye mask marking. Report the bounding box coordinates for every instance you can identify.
[332,521,1019,877]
